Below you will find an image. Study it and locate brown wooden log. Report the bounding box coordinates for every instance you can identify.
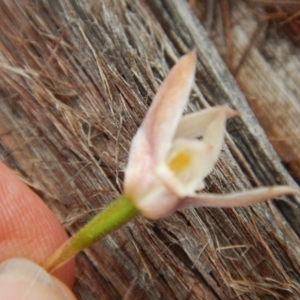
[0,0,299,299]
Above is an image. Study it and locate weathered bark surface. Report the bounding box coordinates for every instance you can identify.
[0,0,299,299]
[201,0,300,186]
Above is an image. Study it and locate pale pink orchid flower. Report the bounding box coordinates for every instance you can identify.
[124,51,298,219]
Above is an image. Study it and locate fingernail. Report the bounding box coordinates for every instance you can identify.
[0,258,75,300]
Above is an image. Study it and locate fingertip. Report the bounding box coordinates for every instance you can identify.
[0,258,76,300]
[0,161,75,286]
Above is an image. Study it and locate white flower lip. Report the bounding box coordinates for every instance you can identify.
[124,51,299,219]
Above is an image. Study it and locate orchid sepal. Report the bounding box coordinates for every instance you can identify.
[182,186,299,209]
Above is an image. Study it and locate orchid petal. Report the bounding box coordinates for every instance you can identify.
[175,105,240,139]
[160,108,230,196]
[181,186,299,209]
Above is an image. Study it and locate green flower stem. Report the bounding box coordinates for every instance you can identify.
[44,195,138,273]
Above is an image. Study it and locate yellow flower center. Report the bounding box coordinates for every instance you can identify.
[168,151,191,174]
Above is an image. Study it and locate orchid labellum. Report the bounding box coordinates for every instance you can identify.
[44,51,298,272]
